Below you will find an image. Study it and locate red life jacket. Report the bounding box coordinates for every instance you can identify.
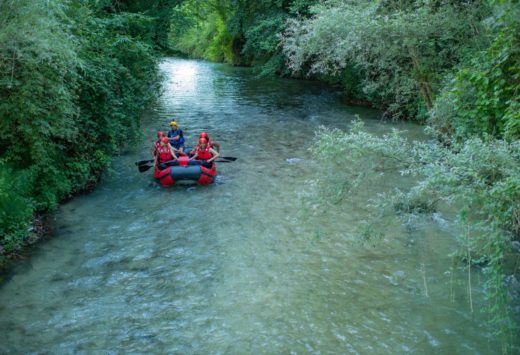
[196,146,213,160]
[157,146,173,163]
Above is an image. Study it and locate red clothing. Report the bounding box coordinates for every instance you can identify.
[193,144,213,160]
[157,146,174,163]
[197,149,213,160]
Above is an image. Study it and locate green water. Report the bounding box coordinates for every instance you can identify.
[0,59,510,353]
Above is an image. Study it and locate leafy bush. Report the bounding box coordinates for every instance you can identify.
[430,1,520,141]
[281,0,489,118]
[0,163,34,257]
[309,120,520,345]
[0,0,164,264]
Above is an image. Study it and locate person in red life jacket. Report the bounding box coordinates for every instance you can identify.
[190,137,219,164]
[155,137,178,168]
[189,132,211,157]
[150,131,165,157]
[200,131,220,151]
[189,132,220,156]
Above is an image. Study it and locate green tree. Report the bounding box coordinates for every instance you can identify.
[169,0,318,72]
[0,0,170,264]
[282,0,490,118]
[430,1,520,140]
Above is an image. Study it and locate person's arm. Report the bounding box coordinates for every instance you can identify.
[207,148,220,163]
[169,143,180,154]
[168,131,180,141]
[189,146,198,160]
[170,146,178,160]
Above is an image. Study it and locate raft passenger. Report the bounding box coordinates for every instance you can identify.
[155,137,178,168]
[167,121,185,153]
[190,137,219,164]
[151,131,165,157]
[189,131,220,156]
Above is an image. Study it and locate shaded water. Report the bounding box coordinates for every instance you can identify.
[0,59,508,353]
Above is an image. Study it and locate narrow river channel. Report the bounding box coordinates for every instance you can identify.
[0,59,509,353]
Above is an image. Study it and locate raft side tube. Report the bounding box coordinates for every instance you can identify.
[169,165,204,181]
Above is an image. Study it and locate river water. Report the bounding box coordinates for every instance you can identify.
[0,59,512,353]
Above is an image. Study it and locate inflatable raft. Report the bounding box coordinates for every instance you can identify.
[153,156,217,186]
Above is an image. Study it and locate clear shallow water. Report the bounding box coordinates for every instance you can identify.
[0,59,511,353]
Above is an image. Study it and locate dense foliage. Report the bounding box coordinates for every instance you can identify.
[0,0,175,263]
[169,0,318,74]
[430,1,520,140]
[282,0,492,119]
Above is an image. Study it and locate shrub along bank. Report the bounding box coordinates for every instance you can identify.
[0,0,175,266]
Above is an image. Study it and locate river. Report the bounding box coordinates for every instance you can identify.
[0,59,509,353]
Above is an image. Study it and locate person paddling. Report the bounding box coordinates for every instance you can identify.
[155,137,178,168]
[200,131,220,152]
[189,132,220,156]
[151,131,165,157]
[191,137,219,163]
[167,120,185,153]
[190,137,219,164]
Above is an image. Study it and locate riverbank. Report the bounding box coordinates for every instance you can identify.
[0,214,48,271]
[0,1,172,271]
[0,177,103,272]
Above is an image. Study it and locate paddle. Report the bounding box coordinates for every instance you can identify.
[220,156,237,161]
[138,158,234,173]
[135,159,154,166]
[139,164,154,173]
[137,156,235,166]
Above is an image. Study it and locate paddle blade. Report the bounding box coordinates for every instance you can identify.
[135,159,154,166]
[220,156,237,161]
[138,164,153,173]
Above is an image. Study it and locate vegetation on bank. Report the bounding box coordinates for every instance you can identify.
[0,0,177,265]
[168,0,318,74]
[169,0,519,348]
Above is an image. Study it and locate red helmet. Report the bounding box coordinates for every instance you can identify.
[161,137,169,144]
[199,137,207,144]
[157,131,165,138]
[199,131,208,138]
